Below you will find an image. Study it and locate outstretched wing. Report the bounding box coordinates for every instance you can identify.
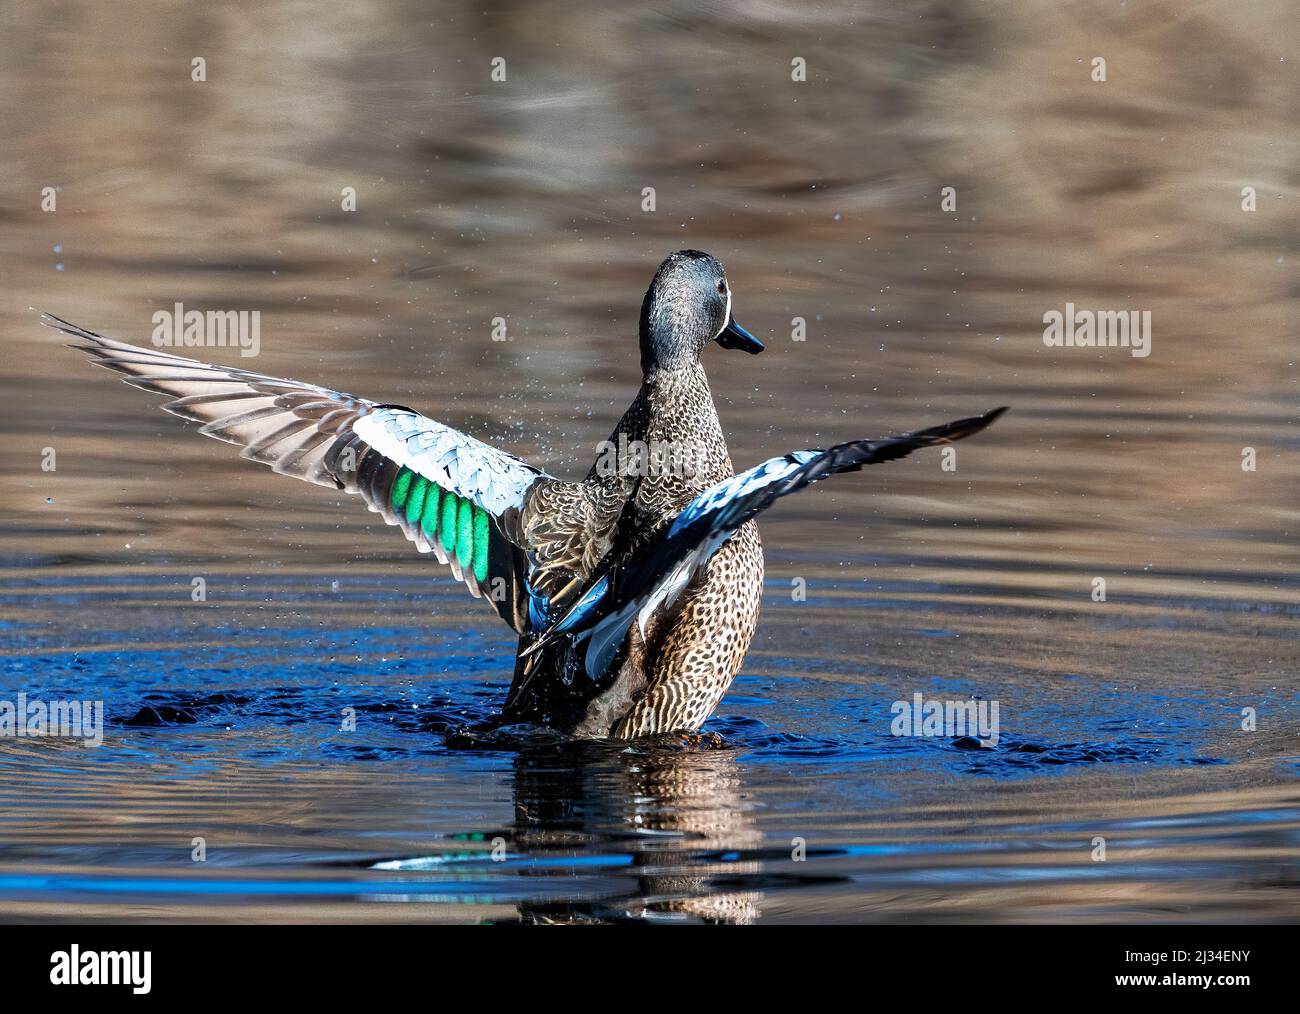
[526,406,1008,678]
[48,312,554,631]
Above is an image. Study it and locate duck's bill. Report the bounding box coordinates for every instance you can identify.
[716,317,764,354]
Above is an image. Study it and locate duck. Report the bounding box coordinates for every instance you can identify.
[47,250,1005,740]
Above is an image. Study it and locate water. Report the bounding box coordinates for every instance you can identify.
[1,0,1297,922]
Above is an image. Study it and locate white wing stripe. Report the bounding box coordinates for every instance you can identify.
[352,409,544,515]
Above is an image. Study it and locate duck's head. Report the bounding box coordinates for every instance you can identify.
[639,250,763,372]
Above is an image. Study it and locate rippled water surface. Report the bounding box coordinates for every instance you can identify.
[1,0,1297,922]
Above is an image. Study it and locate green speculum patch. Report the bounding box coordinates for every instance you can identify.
[439,493,459,552]
[405,475,429,525]
[455,498,475,571]
[389,466,491,580]
[472,507,490,583]
[420,482,441,538]
[390,468,413,511]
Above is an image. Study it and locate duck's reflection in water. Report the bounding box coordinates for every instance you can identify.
[509,738,763,924]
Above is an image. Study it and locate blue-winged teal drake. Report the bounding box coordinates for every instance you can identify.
[49,250,1004,739]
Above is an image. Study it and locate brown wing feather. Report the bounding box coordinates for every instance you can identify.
[521,478,628,606]
[49,312,602,634]
[47,313,372,487]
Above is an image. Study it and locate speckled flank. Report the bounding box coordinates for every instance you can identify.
[611,521,763,737]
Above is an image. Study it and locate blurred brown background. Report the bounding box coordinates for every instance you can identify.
[2,0,1295,598]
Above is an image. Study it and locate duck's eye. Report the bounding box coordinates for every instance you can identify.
[717,281,727,295]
